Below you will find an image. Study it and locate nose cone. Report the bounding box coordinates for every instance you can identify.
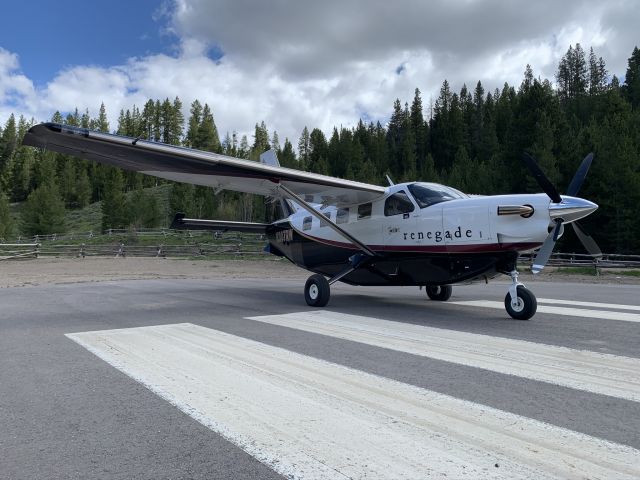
[549,196,598,223]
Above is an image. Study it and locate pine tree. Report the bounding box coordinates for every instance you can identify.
[386,98,404,175]
[127,188,162,228]
[308,128,329,174]
[21,183,66,236]
[0,114,17,174]
[101,168,128,230]
[556,44,588,102]
[195,104,220,152]
[410,88,428,168]
[588,47,608,95]
[251,121,270,158]
[94,102,110,132]
[185,100,203,147]
[170,97,184,145]
[60,160,77,207]
[9,145,34,202]
[140,100,156,140]
[298,127,311,169]
[170,183,196,217]
[80,109,91,128]
[0,189,13,239]
[399,105,417,180]
[280,138,297,168]
[623,46,640,109]
[75,168,91,208]
[271,131,281,154]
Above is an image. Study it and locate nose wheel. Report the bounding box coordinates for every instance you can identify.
[505,271,537,320]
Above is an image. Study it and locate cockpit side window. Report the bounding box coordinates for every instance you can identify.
[408,183,467,208]
[384,191,415,216]
[358,203,372,219]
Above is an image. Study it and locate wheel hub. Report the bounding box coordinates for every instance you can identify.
[511,297,524,312]
[309,284,319,300]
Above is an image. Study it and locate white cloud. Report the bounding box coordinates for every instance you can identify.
[0,0,638,145]
[0,48,35,122]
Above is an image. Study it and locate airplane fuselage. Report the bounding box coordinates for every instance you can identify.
[266,183,557,286]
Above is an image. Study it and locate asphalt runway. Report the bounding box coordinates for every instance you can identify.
[1,276,639,479]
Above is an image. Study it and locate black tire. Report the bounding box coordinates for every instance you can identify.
[304,274,330,307]
[504,285,537,320]
[426,285,452,301]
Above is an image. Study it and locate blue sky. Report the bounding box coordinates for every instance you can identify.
[1,0,638,143]
[0,1,173,87]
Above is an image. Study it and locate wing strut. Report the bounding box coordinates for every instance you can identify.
[277,184,377,257]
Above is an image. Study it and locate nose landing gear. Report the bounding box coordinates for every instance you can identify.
[505,270,537,320]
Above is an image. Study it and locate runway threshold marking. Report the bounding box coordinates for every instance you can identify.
[449,300,640,323]
[537,298,640,311]
[66,323,640,480]
[247,311,640,402]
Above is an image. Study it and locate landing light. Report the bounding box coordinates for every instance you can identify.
[497,205,535,218]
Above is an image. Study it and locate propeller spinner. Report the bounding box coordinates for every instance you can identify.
[523,152,602,274]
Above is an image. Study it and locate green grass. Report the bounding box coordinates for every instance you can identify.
[554,266,600,275]
[64,200,102,233]
[610,269,640,277]
[553,266,640,277]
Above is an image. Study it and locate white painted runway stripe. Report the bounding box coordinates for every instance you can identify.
[538,298,640,311]
[67,323,640,480]
[450,300,640,322]
[247,311,640,402]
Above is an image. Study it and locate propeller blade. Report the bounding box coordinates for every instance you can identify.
[522,153,562,203]
[571,221,603,258]
[566,152,594,197]
[532,220,562,274]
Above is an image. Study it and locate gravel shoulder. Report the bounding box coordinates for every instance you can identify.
[0,256,638,288]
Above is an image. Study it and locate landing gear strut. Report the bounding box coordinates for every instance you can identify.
[504,270,537,320]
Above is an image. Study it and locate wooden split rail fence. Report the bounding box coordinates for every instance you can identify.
[0,232,638,269]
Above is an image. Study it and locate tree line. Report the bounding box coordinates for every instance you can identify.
[0,44,639,253]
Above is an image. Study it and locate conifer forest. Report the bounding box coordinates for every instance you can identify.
[1,44,639,254]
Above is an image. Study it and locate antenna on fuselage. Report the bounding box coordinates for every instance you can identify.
[386,174,395,186]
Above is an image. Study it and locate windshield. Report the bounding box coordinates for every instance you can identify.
[407,182,467,208]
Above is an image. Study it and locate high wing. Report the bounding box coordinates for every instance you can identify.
[23,123,385,206]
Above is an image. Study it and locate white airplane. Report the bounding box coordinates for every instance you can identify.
[23,123,600,319]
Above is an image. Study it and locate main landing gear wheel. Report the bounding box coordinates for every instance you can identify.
[504,285,537,320]
[426,285,452,301]
[305,274,330,307]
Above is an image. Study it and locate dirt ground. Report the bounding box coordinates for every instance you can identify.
[0,256,638,288]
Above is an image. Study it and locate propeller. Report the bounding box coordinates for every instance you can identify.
[523,152,601,274]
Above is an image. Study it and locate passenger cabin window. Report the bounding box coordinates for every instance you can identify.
[320,211,331,227]
[336,208,349,224]
[358,203,372,220]
[407,182,467,208]
[302,216,312,231]
[384,191,415,216]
